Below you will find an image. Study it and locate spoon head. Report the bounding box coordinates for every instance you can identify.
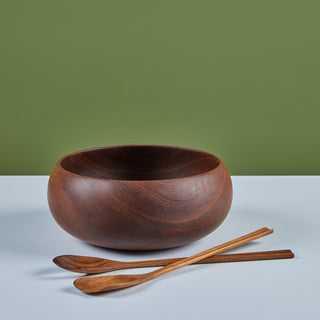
[73,274,145,293]
[53,255,121,273]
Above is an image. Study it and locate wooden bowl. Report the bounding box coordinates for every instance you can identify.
[47,145,232,250]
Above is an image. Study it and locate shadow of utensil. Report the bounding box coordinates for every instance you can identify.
[41,274,79,280]
[33,267,60,276]
[62,286,91,298]
[35,268,96,280]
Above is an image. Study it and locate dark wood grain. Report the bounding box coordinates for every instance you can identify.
[53,249,294,274]
[73,228,273,293]
[47,145,233,250]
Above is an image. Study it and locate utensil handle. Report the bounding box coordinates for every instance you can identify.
[148,227,273,278]
[126,249,294,269]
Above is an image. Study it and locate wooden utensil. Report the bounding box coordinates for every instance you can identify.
[74,227,273,293]
[54,249,294,274]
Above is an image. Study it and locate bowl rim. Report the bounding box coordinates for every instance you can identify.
[56,144,223,182]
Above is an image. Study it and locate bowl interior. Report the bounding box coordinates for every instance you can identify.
[61,145,219,181]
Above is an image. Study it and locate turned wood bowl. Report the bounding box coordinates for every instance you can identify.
[47,145,232,250]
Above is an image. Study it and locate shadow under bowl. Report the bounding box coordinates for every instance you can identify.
[47,145,232,250]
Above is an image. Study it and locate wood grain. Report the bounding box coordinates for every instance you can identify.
[73,227,273,293]
[53,250,294,274]
[47,145,233,250]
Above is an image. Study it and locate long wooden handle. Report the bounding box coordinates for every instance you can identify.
[127,249,294,268]
[148,227,273,278]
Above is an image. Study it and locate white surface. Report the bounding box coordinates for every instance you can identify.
[0,176,319,320]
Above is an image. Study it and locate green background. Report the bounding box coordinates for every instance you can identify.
[1,0,319,175]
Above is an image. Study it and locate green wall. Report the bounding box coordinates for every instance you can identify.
[1,1,319,175]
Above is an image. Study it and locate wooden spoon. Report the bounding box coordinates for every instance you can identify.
[74,227,273,293]
[54,250,293,274]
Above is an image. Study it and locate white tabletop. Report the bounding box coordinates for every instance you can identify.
[1,176,319,320]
